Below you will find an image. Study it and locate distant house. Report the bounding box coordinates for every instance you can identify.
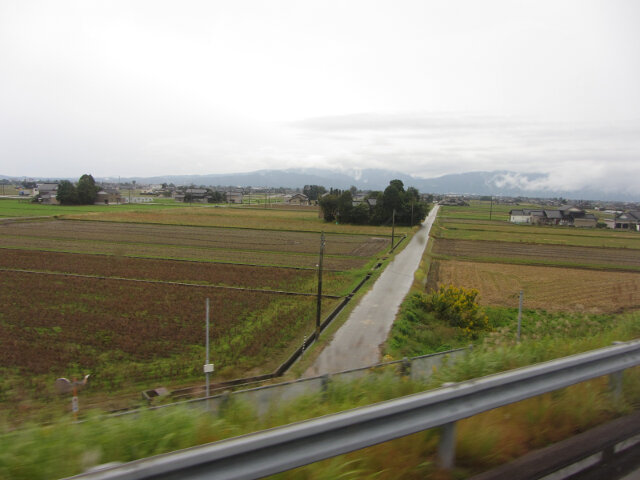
[509,206,596,227]
[35,183,59,204]
[95,189,122,205]
[174,188,210,203]
[285,193,309,205]
[573,213,597,228]
[186,188,209,203]
[509,209,532,224]
[610,211,640,231]
[227,191,244,204]
[439,197,469,206]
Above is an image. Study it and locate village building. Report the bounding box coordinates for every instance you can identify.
[284,193,310,205]
[34,183,59,204]
[226,191,244,204]
[95,188,122,205]
[607,211,640,231]
[509,206,597,228]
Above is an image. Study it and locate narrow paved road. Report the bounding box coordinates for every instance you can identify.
[305,205,440,376]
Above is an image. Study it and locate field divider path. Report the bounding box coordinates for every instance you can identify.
[0,267,343,298]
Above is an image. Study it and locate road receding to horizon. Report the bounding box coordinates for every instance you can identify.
[305,205,440,377]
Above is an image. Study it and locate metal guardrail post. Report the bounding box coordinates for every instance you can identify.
[438,421,457,469]
[609,371,623,402]
[401,357,411,377]
[610,342,625,402]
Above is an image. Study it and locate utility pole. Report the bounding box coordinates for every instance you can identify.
[391,209,396,250]
[411,199,414,226]
[203,298,214,399]
[315,232,325,337]
[489,196,493,221]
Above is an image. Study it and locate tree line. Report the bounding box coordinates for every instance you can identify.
[55,174,99,205]
[319,179,429,226]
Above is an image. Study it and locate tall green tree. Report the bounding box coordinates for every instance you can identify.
[319,180,429,226]
[76,174,98,205]
[56,180,78,205]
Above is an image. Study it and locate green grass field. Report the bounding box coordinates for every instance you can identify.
[0,197,188,218]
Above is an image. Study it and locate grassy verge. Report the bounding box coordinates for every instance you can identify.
[2,310,639,480]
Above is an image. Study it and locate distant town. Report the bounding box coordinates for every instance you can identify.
[1,176,639,231]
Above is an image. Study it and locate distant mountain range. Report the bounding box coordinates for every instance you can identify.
[3,169,638,202]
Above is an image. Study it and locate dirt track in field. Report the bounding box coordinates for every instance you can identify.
[428,260,640,313]
[433,238,640,269]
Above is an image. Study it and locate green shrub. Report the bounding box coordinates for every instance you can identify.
[427,285,490,337]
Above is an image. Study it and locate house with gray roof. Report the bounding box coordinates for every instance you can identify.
[509,206,596,227]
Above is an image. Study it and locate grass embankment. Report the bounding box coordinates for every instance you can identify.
[2,309,639,480]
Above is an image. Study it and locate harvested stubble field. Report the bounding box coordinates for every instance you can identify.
[425,201,640,314]
[432,238,640,270]
[428,260,640,314]
[0,270,339,398]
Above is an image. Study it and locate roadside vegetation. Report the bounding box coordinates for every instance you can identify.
[2,308,639,480]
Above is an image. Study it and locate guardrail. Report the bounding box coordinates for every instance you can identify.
[67,339,640,480]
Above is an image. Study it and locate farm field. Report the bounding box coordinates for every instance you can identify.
[432,238,640,270]
[428,260,640,314]
[0,270,339,393]
[64,204,412,235]
[0,197,185,218]
[0,205,399,416]
[433,219,640,249]
[0,250,353,295]
[0,220,388,269]
[425,201,640,313]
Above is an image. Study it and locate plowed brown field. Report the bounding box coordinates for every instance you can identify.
[428,260,640,313]
[0,250,351,295]
[433,238,640,270]
[0,270,338,387]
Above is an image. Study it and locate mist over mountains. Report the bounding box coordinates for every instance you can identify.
[108,168,637,202]
[4,169,638,202]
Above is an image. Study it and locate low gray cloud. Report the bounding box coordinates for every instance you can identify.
[288,112,640,195]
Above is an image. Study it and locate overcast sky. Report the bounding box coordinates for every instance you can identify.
[1,0,639,195]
